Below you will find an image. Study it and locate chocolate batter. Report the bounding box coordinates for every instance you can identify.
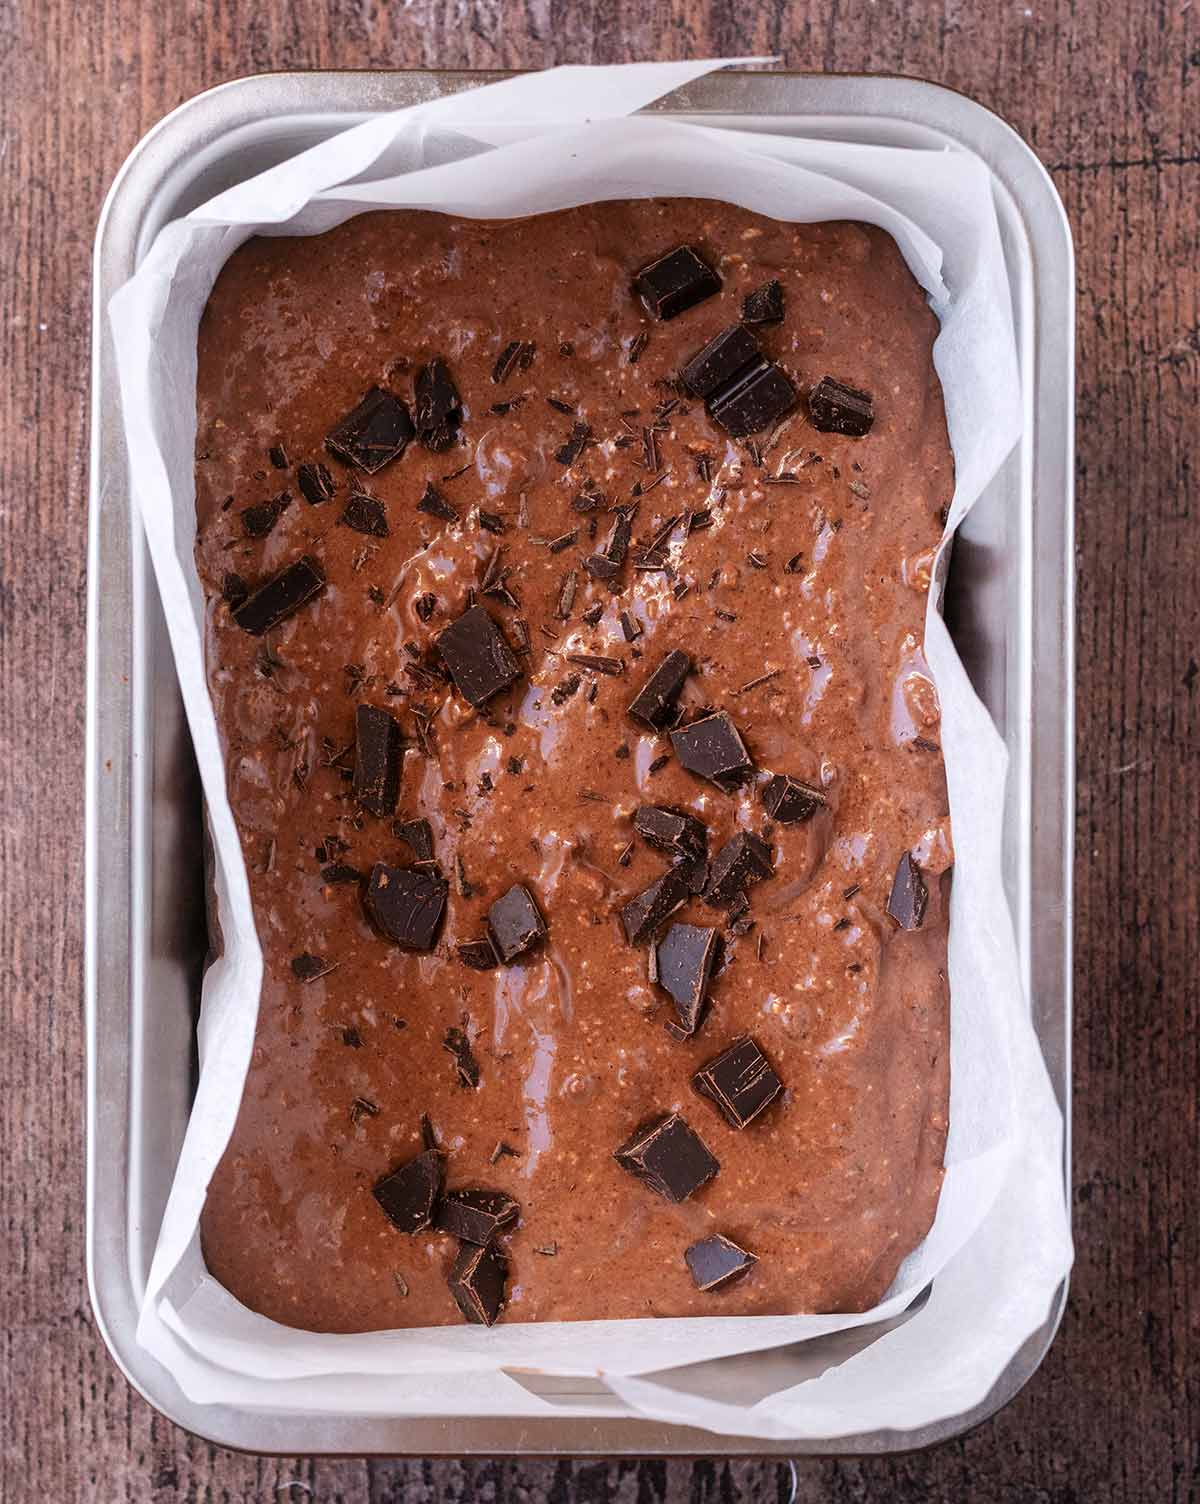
[193,200,953,1332]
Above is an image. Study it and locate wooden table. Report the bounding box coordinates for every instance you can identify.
[2,1,1195,1498]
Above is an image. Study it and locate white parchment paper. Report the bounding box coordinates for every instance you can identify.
[109,61,1072,1438]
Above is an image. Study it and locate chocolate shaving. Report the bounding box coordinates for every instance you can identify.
[417,481,459,522]
[555,422,591,466]
[491,340,534,384]
[566,653,623,676]
[443,1026,481,1089]
[291,952,336,983]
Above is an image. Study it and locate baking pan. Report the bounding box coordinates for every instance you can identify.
[86,68,1074,1455]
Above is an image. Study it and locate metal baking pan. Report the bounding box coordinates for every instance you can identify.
[86,68,1074,1456]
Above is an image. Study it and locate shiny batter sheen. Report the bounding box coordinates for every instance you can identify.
[193,201,954,1332]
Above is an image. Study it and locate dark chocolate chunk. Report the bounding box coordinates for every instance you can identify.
[364,863,448,951]
[614,1113,719,1202]
[415,592,437,623]
[353,704,404,816]
[704,832,774,906]
[656,922,719,1036]
[321,863,364,885]
[491,339,533,384]
[297,461,335,505]
[232,555,326,635]
[290,951,335,982]
[741,279,784,326]
[448,1240,508,1326]
[634,246,721,321]
[808,376,875,437]
[583,553,621,583]
[393,817,434,862]
[761,773,825,824]
[634,804,708,859]
[487,884,547,963]
[340,491,390,537]
[458,937,500,971]
[443,1025,481,1088]
[372,1148,442,1234]
[673,848,710,896]
[620,870,688,945]
[221,572,249,608]
[436,605,521,708]
[685,1234,758,1291]
[414,358,462,451]
[670,712,754,790]
[555,421,591,466]
[240,492,290,538]
[628,649,691,729]
[619,610,643,642]
[693,1035,783,1128]
[887,851,928,930]
[434,1189,519,1246]
[681,326,761,400]
[268,443,289,470]
[709,360,797,438]
[417,481,460,522]
[326,386,414,473]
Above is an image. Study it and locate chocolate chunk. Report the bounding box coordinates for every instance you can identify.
[686,1234,758,1291]
[887,851,928,930]
[555,422,591,466]
[393,817,434,861]
[434,1189,519,1245]
[614,1113,719,1202]
[619,610,643,642]
[353,705,404,816]
[338,490,389,538]
[436,605,521,708]
[372,1148,442,1234]
[693,1035,783,1128]
[417,481,460,522]
[761,773,825,824]
[670,712,754,790]
[492,339,533,384]
[240,492,290,538]
[443,1025,481,1088]
[634,804,708,860]
[681,326,762,400]
[620,870,688,945]
[628,649,691,729]
[673,849,710,896]
[232,556,326,635]
[297,461,335,505]
[364,863,448,951]
[326,386,414,473]
[704,832,774,906]
[583,553,621,583]
[656,922,719,1036]
[709,360,797,438]
[808,376,875,437]
[414,358,462,451]
[290,951,335,982]
[566,653,623,676]
[458,937,500,971]
[634,246,721,321]
[448,1240,508,1326]
[321,863,363,885]
[742,279,784,326]
[487,884,547,962]
[268,443,289,469]
[221,572,249,608]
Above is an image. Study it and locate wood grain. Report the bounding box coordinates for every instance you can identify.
[1,0,1196,1499]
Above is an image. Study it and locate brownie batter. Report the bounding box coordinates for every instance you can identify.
[193,200,953,1332]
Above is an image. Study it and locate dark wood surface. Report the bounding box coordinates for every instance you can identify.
[2,0,1196,1498]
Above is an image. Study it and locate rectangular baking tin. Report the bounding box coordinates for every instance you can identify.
[86,68,1074,1456]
